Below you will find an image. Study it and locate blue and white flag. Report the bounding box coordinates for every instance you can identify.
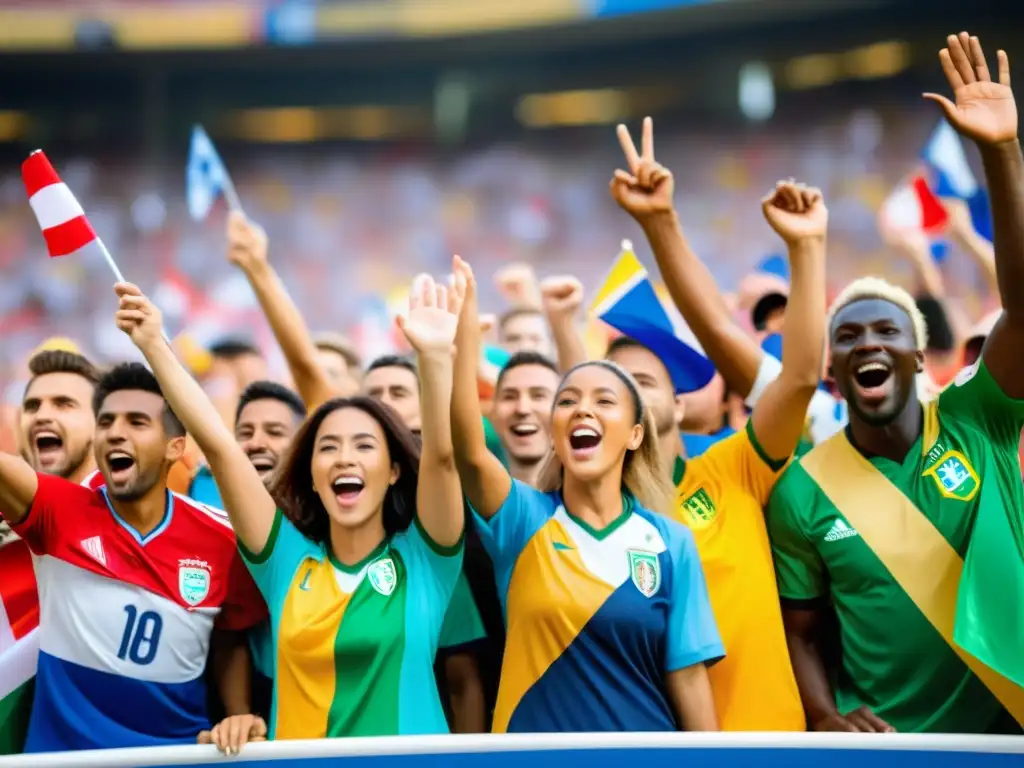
[921,119,993,259]
[591,241,715,395]
[186,125,239,220]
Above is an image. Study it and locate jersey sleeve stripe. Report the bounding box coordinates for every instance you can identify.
[745,418,788,471]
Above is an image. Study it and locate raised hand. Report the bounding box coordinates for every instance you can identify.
[540,275,584,319]
[494,262,541,309]
[114,283,165,351]
[226,210,269,271]
[924,32,1016,145]
[610,117,675,222]
[396,255,469,355]
[761,181,828,246]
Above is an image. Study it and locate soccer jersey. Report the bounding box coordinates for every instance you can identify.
[240,509,463,739]
[193,469,484,676]
[6,473,265,752]
[475,481,723,733]
[438,572,487,650]
[672,421,804,730]
[767,359,1024,733]
[0,468,107,754]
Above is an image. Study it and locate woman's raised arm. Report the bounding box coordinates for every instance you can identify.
[114,283,277,553]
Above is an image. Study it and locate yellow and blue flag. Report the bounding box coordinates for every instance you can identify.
[590,241,715,394]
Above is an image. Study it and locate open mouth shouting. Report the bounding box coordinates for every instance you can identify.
[568,425,602,460]
[32,429,65,468]
[331,475,365,508]
[852,360,894,405]
[247,452,277,477]
[105,450,137,485]
[509,422,540,441]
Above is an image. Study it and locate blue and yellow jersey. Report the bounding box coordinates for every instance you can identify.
[474,480,724,732]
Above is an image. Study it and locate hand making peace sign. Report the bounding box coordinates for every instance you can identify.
[610,117,675,222]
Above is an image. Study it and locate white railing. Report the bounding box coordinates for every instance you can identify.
[2,732,1023,768]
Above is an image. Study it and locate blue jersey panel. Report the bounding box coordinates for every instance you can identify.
[26,652,208,752]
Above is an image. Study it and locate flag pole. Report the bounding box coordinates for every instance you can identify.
[222,174,243,214]
[97,239,173,346]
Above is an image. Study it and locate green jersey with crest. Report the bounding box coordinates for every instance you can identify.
[767,359,1024,733]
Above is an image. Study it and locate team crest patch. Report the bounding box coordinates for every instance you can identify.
[679,487,717,531]
[924,450,979,502]
[178,558,212,606]
[627,549,661,598]
[367,558,397,597]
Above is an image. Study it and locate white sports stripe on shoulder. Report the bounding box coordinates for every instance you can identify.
[171,492,233,529]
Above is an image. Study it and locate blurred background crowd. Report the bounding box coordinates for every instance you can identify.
[0,0,1015,443]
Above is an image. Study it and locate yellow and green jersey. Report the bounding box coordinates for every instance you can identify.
[240,509,463,739]
[767,359,1024,733]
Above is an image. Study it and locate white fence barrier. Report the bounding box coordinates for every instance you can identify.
[2,732,1022,768]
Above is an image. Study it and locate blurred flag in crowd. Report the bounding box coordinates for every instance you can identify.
[591,240,715,394]
[22,151,98,259]
[187,126,240,220]
[921,119,993,242]
[879,175,948,238]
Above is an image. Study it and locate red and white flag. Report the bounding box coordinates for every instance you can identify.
[880,174,949,236]
[22,150,98,258]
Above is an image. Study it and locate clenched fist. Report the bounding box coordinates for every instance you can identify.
[761,181,828,246]
[540,275,584,320]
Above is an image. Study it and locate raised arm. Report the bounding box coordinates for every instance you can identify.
[0,453,39,525]
[541,275,589,371]
[945,198,999,298]
[395,260,467,548]
[926,33,1024,396]
[610,117,762,397]
[113,283,276,553]
[747,183,828,461]
[226,212,356,410]
[452,261,513,519]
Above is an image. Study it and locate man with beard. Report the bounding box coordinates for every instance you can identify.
[767,33,1024,734]
[18,351,101,488]
[0,363,265,751]
[1,350,103,754]
[489,352,560,487]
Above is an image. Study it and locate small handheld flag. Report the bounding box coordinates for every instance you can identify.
[187,125,241,220]
[22,150,124,282]
[591,241,715,395]
[22,149,170,344]
[23,150,100,260]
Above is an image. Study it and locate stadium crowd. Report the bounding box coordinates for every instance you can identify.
[0,29,1022,759]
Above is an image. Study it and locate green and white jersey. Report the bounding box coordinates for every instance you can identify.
[767,359,1024,734]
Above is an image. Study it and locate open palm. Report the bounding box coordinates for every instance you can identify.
[397,260,468,355]
[925,33,1017,145]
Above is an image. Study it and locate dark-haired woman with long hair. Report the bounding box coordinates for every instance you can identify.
[451,261,723,733]
[113,263,467,752]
